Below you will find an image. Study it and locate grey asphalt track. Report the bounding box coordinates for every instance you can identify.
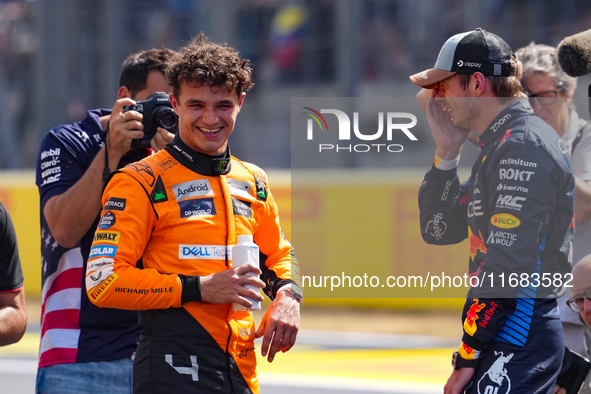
[0,358,443,394]
[0,327,452,393]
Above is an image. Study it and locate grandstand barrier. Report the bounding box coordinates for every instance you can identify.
[1,170,467,310]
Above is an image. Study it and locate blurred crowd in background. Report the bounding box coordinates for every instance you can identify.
[2,0,591,169]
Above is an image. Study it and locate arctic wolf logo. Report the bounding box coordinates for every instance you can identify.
[478,351,513,394]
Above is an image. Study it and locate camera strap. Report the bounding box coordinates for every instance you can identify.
[102,121,111,183]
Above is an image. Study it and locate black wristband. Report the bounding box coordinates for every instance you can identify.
[452,351,479,370]
[179,274,201,304]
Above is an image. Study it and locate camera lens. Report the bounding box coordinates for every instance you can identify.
[153,107,179,130]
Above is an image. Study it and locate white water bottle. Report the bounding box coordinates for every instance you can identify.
[232,234,261,311]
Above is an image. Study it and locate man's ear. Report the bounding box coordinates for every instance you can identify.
[118,86,131,99]
[237,92,246,112]
[472,72,487,96]
[169,93,179,113]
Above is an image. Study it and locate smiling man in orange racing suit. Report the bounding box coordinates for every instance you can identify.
[85,34,302,393]
[411,29,575,393]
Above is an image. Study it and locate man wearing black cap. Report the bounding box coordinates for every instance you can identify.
[411,28,575,393]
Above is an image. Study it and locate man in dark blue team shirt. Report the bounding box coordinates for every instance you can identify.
[35,48,176,393]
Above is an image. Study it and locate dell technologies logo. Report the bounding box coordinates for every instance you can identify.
[303,107,418,153]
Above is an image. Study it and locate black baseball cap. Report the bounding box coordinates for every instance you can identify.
[410,28,515,89]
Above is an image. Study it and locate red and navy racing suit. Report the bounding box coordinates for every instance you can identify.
[419,98,575,392]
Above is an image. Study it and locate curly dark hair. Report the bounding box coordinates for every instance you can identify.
[119,48,176,98]
[166,33,254,99]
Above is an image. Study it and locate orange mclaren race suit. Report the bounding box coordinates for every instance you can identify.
[85,135,300,393]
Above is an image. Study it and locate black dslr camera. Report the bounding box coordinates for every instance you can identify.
[123,92,179,149]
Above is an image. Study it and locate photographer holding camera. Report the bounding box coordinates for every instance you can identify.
[35,48,176,393]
